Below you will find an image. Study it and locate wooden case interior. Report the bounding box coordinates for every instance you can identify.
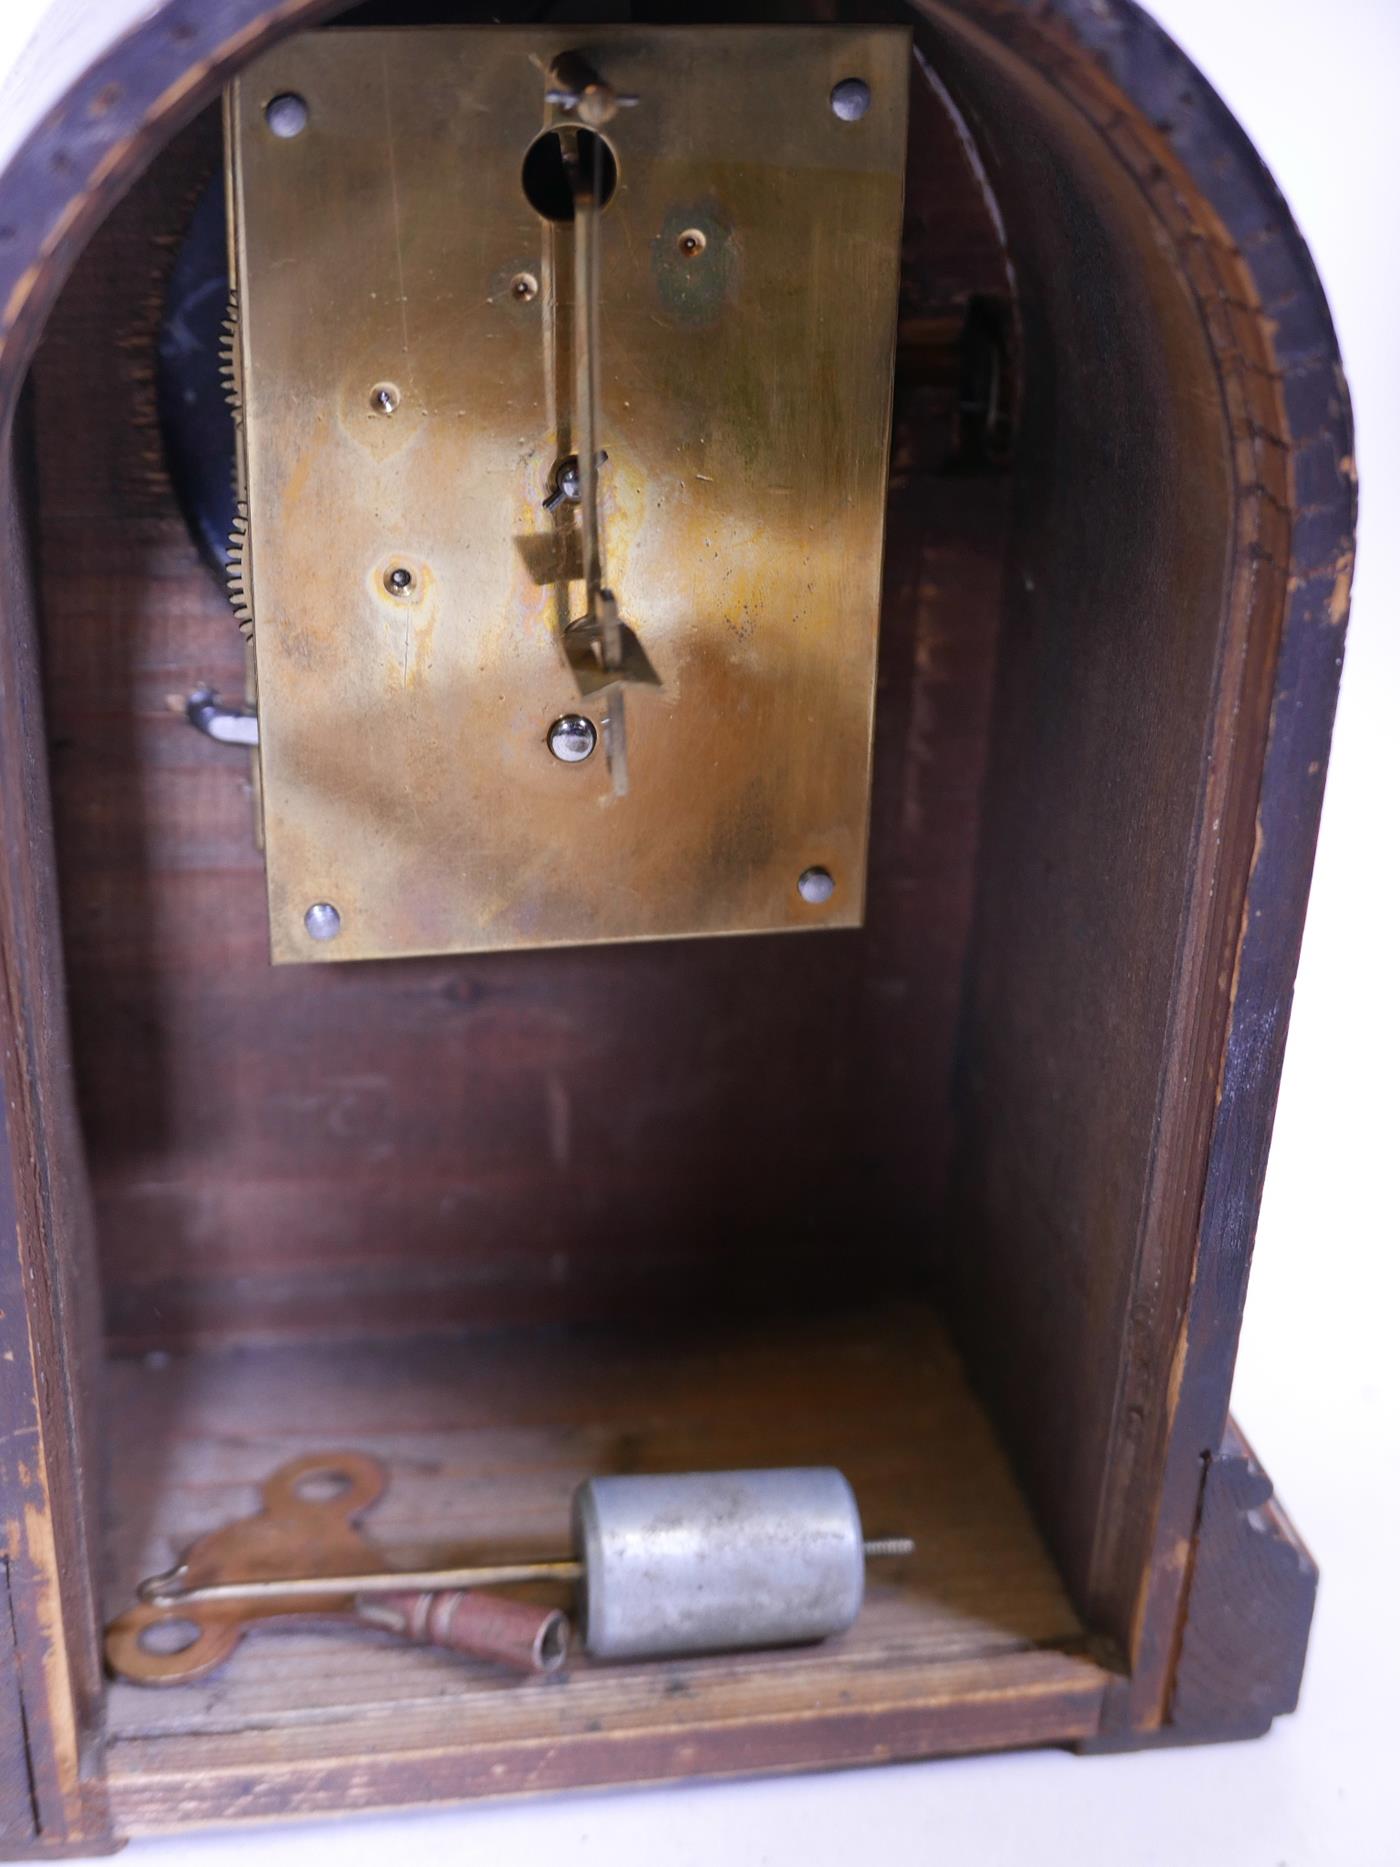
[16,2,1256,1826]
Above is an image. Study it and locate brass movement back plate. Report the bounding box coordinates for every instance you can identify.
[228,27,908,962]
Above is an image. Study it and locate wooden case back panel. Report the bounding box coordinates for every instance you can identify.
[31,68,1010,1348]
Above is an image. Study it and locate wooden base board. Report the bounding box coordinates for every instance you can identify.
[102,1305,1107,1831]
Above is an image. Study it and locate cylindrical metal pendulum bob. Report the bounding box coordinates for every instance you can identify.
[572,1467,867,1661]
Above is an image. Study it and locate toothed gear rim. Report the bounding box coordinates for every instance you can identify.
[226,496,253,639]
[156,170,240,579]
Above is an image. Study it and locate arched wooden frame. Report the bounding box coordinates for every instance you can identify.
[0,0,1352,1851]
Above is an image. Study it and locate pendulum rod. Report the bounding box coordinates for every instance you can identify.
[564,123,629,794]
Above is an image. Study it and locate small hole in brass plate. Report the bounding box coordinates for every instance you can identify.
[677,228,707,260]
[522,128,618,222]
[384,565,415,595]
[138,1618,201,1656]
[510,272,539,303]
[370,382,400,415]
[295,1469,353,1504]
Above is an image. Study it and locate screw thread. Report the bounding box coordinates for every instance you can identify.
[863,1536,915,1561]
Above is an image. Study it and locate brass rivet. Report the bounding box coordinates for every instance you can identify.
[798,867,836,904]
[384,566,414,595]
[511,272,539,303]
[677,228,707,259]
[370,382,400,415]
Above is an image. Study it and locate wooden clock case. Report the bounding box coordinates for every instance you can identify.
[0,0,1353,1852]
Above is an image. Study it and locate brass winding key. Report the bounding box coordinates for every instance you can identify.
[106,1452,570,1685]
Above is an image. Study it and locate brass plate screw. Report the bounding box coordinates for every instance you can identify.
[830,79,870,122]
[266,93,309,138]
[548,716,598,763]
[304,902,342,941]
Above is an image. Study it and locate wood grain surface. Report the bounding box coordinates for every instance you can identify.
[0,418,111,1851]
[28,80,1011,1351]
[102,1305,1106,1829]
[0,0,1355,1845]
[914,0,1353,1722]
[1168,1422,1318,1737]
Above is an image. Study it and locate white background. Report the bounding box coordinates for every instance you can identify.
[3,2,1397,1862]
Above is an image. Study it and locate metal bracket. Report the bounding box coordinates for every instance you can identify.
[186,683,259,747]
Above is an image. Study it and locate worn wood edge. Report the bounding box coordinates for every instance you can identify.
[1043,0,1350,1728]
[105,1649,1105,1832]
[1169,1419,1317,1731]
[919,0,1349,1729]
[0,414,111,1855]
[1078,1417,1316,1751]
[0,0,346,409]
